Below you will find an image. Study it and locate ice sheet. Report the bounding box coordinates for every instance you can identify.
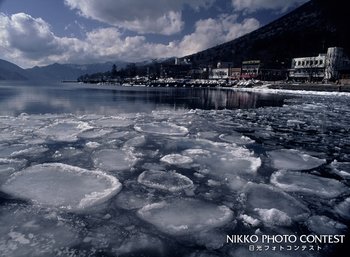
[1,163,122,210]
[137,198,233,235]
[0,205,79,257]
[37,121,92,142]
[243,183,310,221]
[254,208,292,227]
[271,170,348,198]
[267,149,326,171]
[160,154,193,165]
[92,148,137,172]
[306,215,347,235]
[330,160,350,179]
[0,158,27,173]
[134,122,188,136]
[138,170,193,192]
[219,133,255,145]
[334,198,350,220]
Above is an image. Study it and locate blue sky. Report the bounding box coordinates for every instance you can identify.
[0,0,308,68]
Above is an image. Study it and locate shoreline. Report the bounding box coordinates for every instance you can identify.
[73,81,350,96]
[266,83,350,93]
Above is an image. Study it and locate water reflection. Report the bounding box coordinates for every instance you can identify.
[0,83,289,115]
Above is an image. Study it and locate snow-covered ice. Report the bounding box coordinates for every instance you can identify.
[160,154,193,165]
[138,170,193,192]
[267,149,326,170]
[0,158,27,174]
[1,163,122,210]
[0,144,48,158]
[137,198,233,235]
[219,133,255,145]
[0,205,80,257]
[243,183,310,221]
[306,215,347,235]
[93,117,133,128]
[254,208,292,227]
[114,189,154,210]
[330,160,350,179]
[134,122,188,136]
[1,86,350,256]
[37,121,92,142]
[271,170,348,198]
[334,197,350,220]
[181,139,261,180]
[92,148,137,172]
[78,128,112,139]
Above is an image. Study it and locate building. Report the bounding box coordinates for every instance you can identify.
[209,64,241,80]
[289,54,326,81]
[289,47,350,82]
[241,60,261,79]
[175,57,192,65]
[229,68,241,80]
[209,68,229,79]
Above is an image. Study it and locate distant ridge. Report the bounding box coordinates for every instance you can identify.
[25,61,128,81]
[0,60,127,81]
[185,0,350,67]
[0,59,28,81]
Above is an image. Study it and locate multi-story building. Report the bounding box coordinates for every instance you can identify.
[289,47,350,82]
[241,60,261,79]
[289,54,326,81]
[209,68,229,79]
[209,62,241,80]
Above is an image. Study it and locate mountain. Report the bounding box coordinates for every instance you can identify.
[184,0,350,68]
[0,59,28,81]
[25,61,127,81]
[0,59,128,81]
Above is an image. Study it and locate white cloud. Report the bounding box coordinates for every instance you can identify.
[1,13,59,58]
[0,13,85,67]
[231,0,308,13]
[0,12,260,68]
[177,14,260,56]
[64,0,215,35]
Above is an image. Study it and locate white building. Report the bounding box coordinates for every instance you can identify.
[209,68,229,79]
[289,54,326,80]
[289,47,349,81]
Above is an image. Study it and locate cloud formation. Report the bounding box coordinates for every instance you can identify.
[178,14,260,55]
[231,0,308,13]
[64,0,215,35]
[0,12,259,68]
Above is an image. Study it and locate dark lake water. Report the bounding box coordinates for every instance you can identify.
[0,81,349,257]
[0,82,288,115]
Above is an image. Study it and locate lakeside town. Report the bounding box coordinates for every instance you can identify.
[78,47,350,91]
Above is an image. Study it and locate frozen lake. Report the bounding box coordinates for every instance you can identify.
[0,82,349,257]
